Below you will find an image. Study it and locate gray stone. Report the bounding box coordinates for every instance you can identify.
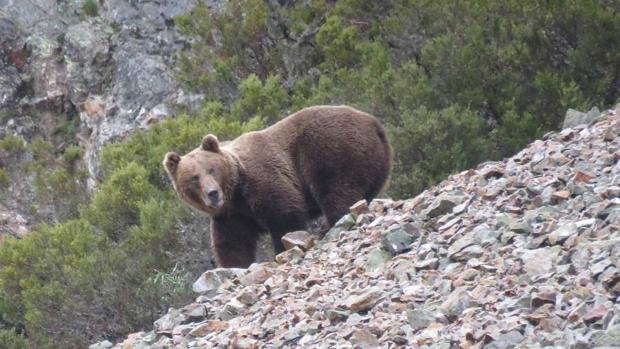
[575,218,596,228]
[192,268,245,294]
[591,325,620,347]
[429,341,452,349]
[447,229,492,260]
[366,248,393,272]
[415,257,439,270]
[407,309,436,331]
[451,244,484,261]
[172,323,195,336]
[334,214,356,230]
[604,186,620,199]
[548,223,578,245]
[218,298,245,321]
[240,263,274,285]
[281,230,315,251]
[473,224,501,246]
[424,198,457,218]
[275,246,305,264]
[382,228,416,255]
[509,219,531,234]
[590,259,612,278]
[325,308,349,325]
[23,35,66,106]
[485,330,526,349]
[423,191,468,218]
[321,226,342,243]
[448,232,476,257]
[520,246,562,279]
[0,15,20,46]
[441,287,472,319]
[324,214,356,240]
[344,287,384,313]
[349,328,380,349]
[88,340,113,349]
[154,308,187,335]
[188,320,229,337]
[500,231,516,244]
[181,303,207,320]
[349,199,369,217]
[236,287,260,306]
[563,107,601,129]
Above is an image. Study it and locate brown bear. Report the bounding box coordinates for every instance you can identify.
[163,105,391,267]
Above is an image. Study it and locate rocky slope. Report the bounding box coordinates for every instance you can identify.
[92,108,620,348]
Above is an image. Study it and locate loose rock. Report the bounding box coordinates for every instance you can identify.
[281,230,315,251]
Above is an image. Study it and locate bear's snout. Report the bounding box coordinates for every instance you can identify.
[207,189,219,204]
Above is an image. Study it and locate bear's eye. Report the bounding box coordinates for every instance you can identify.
[208,168,215,175]
[192,175,200,182]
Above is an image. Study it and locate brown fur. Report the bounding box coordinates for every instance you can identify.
[163,105,391,267]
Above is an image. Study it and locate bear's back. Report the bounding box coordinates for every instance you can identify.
[268,105,380,146]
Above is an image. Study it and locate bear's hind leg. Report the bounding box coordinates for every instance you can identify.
[314,184,364,227]
[211,216,261,268]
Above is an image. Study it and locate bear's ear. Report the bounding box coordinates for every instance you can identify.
[163,152,181,176]
[201,134,220,153]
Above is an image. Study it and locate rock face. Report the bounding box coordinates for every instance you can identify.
[0,0,215,238]
[99,108,620,348]
[1,0,205,183]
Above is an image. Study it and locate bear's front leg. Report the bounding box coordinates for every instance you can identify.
[211,216,262,268]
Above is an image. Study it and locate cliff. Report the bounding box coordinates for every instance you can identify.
[0,0,211,238]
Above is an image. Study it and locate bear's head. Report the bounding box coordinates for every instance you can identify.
[163,134,235,216]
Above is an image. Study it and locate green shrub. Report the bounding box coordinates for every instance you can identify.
[26,140,88,221]
[55,33,66,45]
[54,117,80,138]
[175,0,274,94]
[30,138,55,159]
[231,74,289,123]
[81,0,98,17]
[82,163,158,240]
[0,329,27,349]
[0,220,103,347]
[492,101,544,155]
[62,145,83,164]
[316,16,361,68]
[389,105,498,197]
[0,168,8,189]
[0,109,17,124]
[149,263,194,299]
[0,135,25,154]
